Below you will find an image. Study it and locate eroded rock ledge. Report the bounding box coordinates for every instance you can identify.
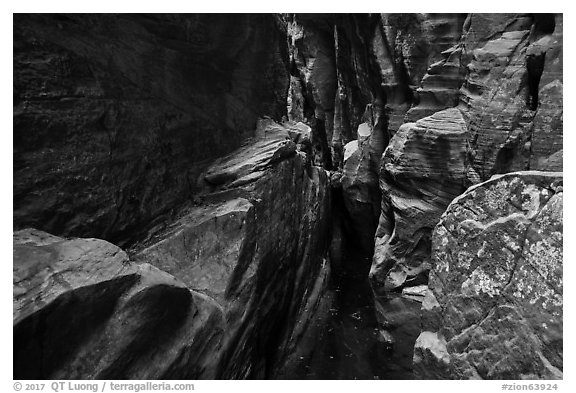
[413,171,563,379]
[13,120,333,380]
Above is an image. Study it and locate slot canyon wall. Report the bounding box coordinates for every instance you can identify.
[13,13,562,380]
[13,14,290,246]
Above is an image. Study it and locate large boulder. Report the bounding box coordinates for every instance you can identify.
[13,228,224,379]
[340,107,386,255]
[413,171,563,379]
[370,108,473,293]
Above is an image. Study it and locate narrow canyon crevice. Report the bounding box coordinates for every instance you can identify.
[13,13,563,380]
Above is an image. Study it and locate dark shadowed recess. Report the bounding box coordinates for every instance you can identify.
[13,14,290,247]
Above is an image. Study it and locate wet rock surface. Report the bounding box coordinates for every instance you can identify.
[13,120,332,380]
[278,249,414,380]
[414,171,563,379]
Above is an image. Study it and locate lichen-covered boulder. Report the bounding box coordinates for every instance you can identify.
[414,171,563,379]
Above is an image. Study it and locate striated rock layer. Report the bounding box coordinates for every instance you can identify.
[368,15,562,377]
[379,14,467,125]
[413,171,563,379]
[370,108,473,293]
[370,13,562,295]
[459,13,563,178]
[13,14,289,245]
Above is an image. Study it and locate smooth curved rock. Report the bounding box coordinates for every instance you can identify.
[13,228,224,379]
[414,171,563,380]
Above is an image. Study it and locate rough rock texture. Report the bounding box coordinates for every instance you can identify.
[13,228,224,379]
[133,120,332,379]
[413,171,563,379]
[13,14,289,245]
[526,14,563,171]
[459,14,563,178]
[370,13,563,293]
[370,108,473,293]
[288,14,389,265]
[14,120,332,380]
[378,14,467,126]
[288,14,387,171]
[404,44,466,123]
[340,107,386,254]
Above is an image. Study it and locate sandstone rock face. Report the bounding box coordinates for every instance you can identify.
[288,14,387,171]
[341,110,386,254]
[370,13,562,293]
[404,44,466,123]
[13,228,224,379]
[287,14,390,273]
[413,171,563,379]
[459,14,563,178]
[370,108,473,293]
[378,14,467,126]
[13,14,289,245]
[527,14,563,171]
[287,76,306,122]
[288,15,337,169]
[134,120,332,378]
[380,14,467,87]
[14,120,332,380]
